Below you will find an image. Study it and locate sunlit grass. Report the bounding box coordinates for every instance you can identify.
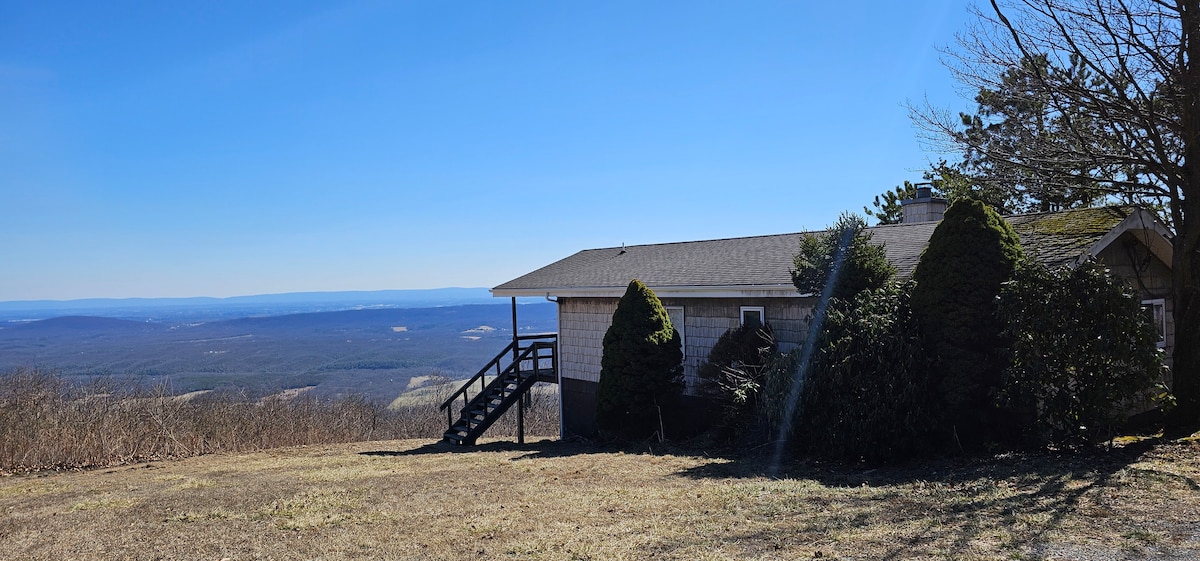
[3,438,1197,560]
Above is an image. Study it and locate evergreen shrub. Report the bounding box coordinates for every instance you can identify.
[595,280,684,440]
[910,199,1023,449]
[793,281,938,463]
[999,260,1167,446]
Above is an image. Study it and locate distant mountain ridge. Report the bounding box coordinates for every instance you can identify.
[0,288,498,323]
[0,287,493,310]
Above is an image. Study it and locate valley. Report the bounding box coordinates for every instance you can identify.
[0,301,558,402]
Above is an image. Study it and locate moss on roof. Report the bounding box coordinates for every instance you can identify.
[1007,206,1133,268]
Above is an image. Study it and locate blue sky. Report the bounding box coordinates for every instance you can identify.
[1,1,971,301]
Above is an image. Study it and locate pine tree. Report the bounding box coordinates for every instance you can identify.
[791,213,895,302]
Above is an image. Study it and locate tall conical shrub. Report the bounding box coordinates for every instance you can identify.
[596,280,684,439]
[911,199,1024,450]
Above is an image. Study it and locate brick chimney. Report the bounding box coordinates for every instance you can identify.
[900,185,948,223]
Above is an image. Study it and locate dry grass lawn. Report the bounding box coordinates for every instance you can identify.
[2,437,1199,560]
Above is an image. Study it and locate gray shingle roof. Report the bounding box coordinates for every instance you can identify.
[492,206,1150,296]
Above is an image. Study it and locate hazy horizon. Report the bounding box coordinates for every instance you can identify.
[0,286,493,305]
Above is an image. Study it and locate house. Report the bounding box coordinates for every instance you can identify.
[475,195,1175,440]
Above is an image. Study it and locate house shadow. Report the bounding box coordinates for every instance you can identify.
[673,437,1198,559]
[358,436,618,460]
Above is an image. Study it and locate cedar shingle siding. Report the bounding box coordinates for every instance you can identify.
[558,297,813,395]
[557,298,616,386]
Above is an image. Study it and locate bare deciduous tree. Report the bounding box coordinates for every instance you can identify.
[912,0,1200,429]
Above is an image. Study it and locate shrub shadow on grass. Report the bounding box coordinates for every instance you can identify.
[678,438,1161,483]
[673,438,1200,560]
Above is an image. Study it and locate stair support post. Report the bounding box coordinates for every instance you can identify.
[511,297,519,365]
[513,296,523,444]
[517,393,525,444]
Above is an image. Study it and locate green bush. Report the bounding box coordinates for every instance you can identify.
[998,260,1167,446]
[595,280,684,440]
[911,199,1024,449]
[698,323,778,442]
[792,213,895,302]
[793,281,938,463]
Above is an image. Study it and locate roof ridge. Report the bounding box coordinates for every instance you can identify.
[583,230,815,252]
[585,219,947,252]
[1002,204,1135,219]
[864,221,941,230]
[583,206,1137,253]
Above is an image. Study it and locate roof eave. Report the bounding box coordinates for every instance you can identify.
[491,284,809,299]
[1077,208,1174,267]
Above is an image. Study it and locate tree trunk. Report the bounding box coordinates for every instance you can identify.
[1172,202,1200,431]
[1170,0,1200,432]
[1173,119,1200,431]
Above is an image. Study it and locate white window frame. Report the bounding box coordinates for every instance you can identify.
[740,306,765,328]
[664,306,685,353]
[1142,298,1167,348]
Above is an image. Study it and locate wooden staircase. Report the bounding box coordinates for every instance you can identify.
[439,334,557,446]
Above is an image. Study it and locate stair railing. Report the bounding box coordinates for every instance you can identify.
[439,333,557,430]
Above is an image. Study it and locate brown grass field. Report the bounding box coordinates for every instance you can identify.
[2,436,1199,560]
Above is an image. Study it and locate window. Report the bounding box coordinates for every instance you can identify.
[740,306,765,329]
[1142,299,1167,348]
[664,306,685,352]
